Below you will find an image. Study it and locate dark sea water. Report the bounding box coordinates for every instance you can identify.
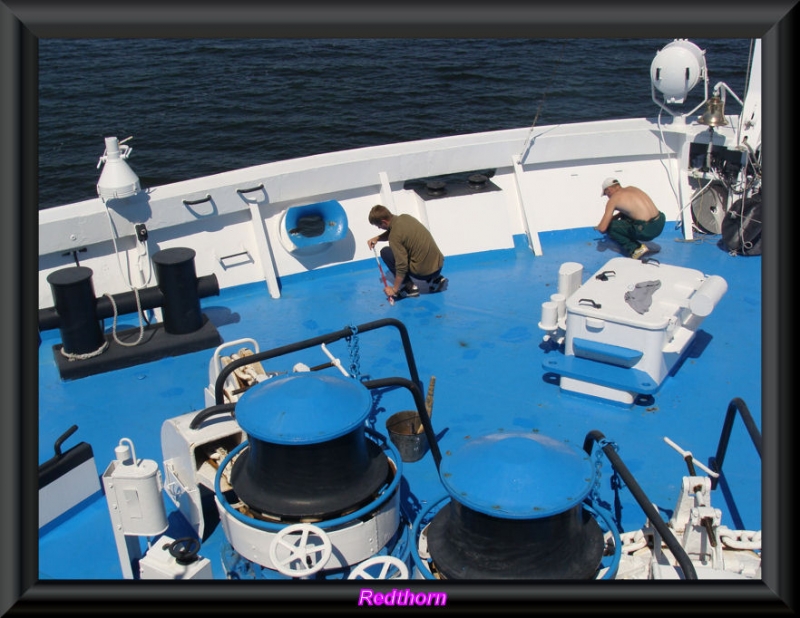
[37,38,755,210]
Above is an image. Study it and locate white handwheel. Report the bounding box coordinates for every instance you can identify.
[347,555,409,580]
[269,523,332,577]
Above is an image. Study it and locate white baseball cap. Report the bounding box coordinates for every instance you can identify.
[601,177,619,195]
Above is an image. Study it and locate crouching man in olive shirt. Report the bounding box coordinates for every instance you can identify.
[367,204,448,300]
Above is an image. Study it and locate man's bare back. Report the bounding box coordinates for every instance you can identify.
[594,178,665,258]
[609,185,659,220]
[596,183,659,233]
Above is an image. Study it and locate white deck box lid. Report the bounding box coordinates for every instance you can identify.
[565,257,710,330]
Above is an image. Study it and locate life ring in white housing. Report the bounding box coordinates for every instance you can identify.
[279,199,348,255]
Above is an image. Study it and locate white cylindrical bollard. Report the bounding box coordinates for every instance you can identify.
[539,301,559,331]
[558,262,583,298]
[689,275,728,317]
[550,293,567,321]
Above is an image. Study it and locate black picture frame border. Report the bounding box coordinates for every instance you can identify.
[2,1,794,614]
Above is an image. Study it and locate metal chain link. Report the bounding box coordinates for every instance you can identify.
[719,528,762,550]
[590,437,622,504]
[591,446,605,504]
[616,529,649,554]
[346,324,361,380]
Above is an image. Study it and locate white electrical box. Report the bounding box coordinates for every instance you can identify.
[161,410,244,539]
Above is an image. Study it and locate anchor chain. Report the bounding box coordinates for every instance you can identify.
[346,324,361,380]
[590,437,622,505]
[591,446,605,505]
[718,528,761,551]
[616,529,649,554]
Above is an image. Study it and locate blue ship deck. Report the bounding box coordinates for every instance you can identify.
[38,225,763,584]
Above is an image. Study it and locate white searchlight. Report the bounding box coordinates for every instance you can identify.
[97,136,141,201]
[650,39,708,121]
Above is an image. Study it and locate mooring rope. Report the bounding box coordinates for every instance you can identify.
[60,340,109,361]
[102,198,152,348]
[104,289,146,347]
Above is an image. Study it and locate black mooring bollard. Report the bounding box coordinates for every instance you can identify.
[46,267,105,355]
[152,247,203,335]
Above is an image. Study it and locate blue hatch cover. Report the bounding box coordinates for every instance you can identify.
[235,372,371,445]
[439,432,596,519]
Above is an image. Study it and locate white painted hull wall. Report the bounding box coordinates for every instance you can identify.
[40,35,762,309]
[38,113,749,310]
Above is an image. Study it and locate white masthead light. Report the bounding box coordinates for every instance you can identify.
[97,136,141,201]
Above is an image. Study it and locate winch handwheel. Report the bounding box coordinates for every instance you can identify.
[268,523,332,577]
[168,537,201,564]
[347,555,409,580]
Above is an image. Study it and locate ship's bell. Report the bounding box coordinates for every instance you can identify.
[698,95,728,127]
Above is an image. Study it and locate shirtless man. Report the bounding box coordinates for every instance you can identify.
[594,177,665,259]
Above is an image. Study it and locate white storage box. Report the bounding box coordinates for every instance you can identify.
[542,257,726,404]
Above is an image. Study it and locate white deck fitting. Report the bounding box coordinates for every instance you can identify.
[543,257,726,403]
